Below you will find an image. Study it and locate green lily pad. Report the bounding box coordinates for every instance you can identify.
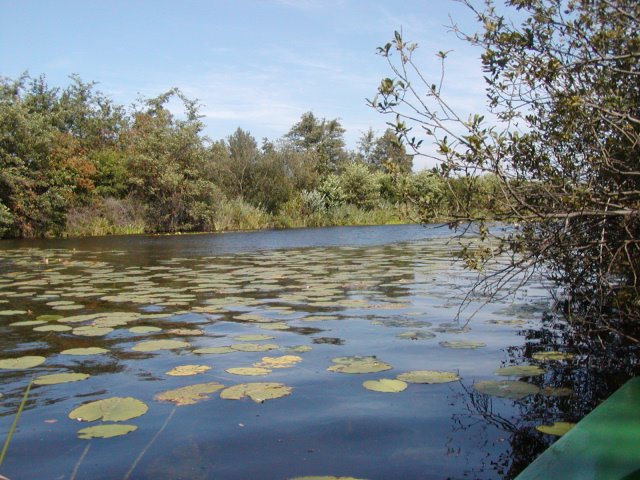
[396,331,436,340]
[77,424,138,439]
[34,372,90,385]
[285,345,312,354]
[532,351,574,361]
[233,334,275,341]
[193,346,236,355]
[536,421,576,436]
[166,364,211,376]
[69,397,148,422]
[362,378,408,393]
[10,320,46,327]
[166,328,204,336]
[0,310,27,315]
[33,324,73,332]
[154,382,225,406]
[60,347,109,355]
[36,314,64,321]
[129,326,162,334]
[473,380,539,399]
[231,343,279,352]
[494,365,545,377]
[220,382,292,403]
[226,367,272,376]
[541,386,574,397]
[396,370,460,384]
[132,339,190,352]
[253,355,302,369]
[0,356,46,370]
[439,340,486,349]
[327,356,392,374]
[259,323,290,331]
[72,325,114,337]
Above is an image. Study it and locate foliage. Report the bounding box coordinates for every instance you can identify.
[371,1,640,337]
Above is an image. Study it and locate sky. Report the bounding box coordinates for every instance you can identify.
[0,0,487,171]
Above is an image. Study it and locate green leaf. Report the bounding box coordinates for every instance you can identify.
[77,424,137,439]
[327,356,392,374]
[0,356,46,370]
[473,380,539,399]
[154,382,225,406]
[34,373,89,385]
[69,397,148,422]
[131,339,190,352]
[362,379,408,393]
[226,367,272,376]
[166,365,211,376]
[532,351,574,361]
[536,422,576,436]
[220,382,292,403]
[494,365,545,377]
[396,370,460,384]
[60,347,109,356]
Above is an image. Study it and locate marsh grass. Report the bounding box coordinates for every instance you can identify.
[0,380,32,469]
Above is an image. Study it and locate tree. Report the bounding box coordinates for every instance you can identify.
[371,1,640,339]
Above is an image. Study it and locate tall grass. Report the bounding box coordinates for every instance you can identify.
[0,380,32,469]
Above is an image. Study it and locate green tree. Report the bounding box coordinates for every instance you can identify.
[372,1,640,336]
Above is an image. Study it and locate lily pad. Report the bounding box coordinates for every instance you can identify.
[473,380,539,399]
[166,365,211,376]
[166,328,204,336]
[532,351,574,361]
[60,347,109,355]
[10,320,46,327]
[327,356,392,374]
[541,386,574,397]
[233,334,275,341]
[362,378,408,393]
[494,365,545,377]
[69,397,148,422]
[396,331,436,340]
[439,340,486,349]
[0,356,46,370]
[36,314,64,321]
[129,326,162,334]
[220,382,292,403]
[536,421,576,436]
[226,367,272,376]
[132,339,190,352]
[396,370,460,384]
[34,372,90,385]
[193,346,235,355]
[259,323,290,331]
[231,343,279,352]
[154,382,225,406]
[77,424,138,439]
[254,355,302,369]
[33,324,73,332]
[286,345,312,354]
[72,325,114,337]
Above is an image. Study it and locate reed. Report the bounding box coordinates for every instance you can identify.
[0,380,33,468]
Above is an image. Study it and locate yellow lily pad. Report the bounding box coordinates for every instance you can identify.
[0,356,46,370]
[494,365,545,377]
[69,397,148,422]
[253,355,302,369]
[132,339,190,352]
[154,382,225,406]
[166,328,204,336]
[536,421,576,436]
[362,379,408,393]
[77,424,137,439]
[226,367,272,376]
[34,372,90,385]
[220,382,292,403]
[396,370,460,384]
[166,364,211,376]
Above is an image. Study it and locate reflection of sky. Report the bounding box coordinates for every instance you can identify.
[1,1,486,171]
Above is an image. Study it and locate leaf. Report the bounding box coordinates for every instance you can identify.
[0,356,46,370]
[33,324,72,332]
[327,356,392,374]
[129,326,162,334]
[154,382,225,406]
[532,351,574,361]
[69,397,148,422]
[494,365,545,377]
[220,382,292,403]
[10,320,46,327]
[231,343,279,352]
[362,379,408,393]
[226,367,272,376]
[166,328,204,336]
[193,346,235,354]
[285,345,312,354]
[233,334,275,341]
[77,424,137,439]
[166,365,211,376]
[131,339,190,352]
[72,326,114,337]
[60,347,109,355]
[396,370,460,384]
[439,340,486,349]
[253,355,302,369]
[396,331,435,340]
[536,421,576,436]
[473,380,539,399]
[34,373,89,385]
[541,386,573,397]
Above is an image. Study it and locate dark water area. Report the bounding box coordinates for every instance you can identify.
[0,225,636,479]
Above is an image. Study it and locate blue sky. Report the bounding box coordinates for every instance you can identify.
[1,0,486,170]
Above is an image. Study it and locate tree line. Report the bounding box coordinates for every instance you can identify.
[0,74,498,238]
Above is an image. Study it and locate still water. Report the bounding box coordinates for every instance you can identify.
[0,225,570,479]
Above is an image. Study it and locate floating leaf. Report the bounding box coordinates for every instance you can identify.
[72,326,113,337]
[166,365,211,376]
[327,356,392,374]
[473,380,539,399]
[286,345,312,354]
[77,424,137,439]
[439,340,486,349]
[69,397,148,422]
[154,382,225,406]
[233,334,275,341]
[166,328,204,336]
[226,367,272,376]
[532,351,574,362]
[494,365,545,377]
[396,331,435,340]
[129,326,162,334]
[259,323,290,331]
[363,378,408,393]
[0,356,46,370]
[220,382,292,403]
[36,314,64,322]
[231,343,279,352]
[132,339,190,352]
[396,370,460,384]
[10,320,46,327]
[254,355,302,369]
[0,310,26,315]
[60,347,108,356]
[541,386,573,397]
[34,372,90,385]
[536,421,576,436]
[33,324,72,332]
[193,346,235,354]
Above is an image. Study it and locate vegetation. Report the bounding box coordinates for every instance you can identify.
[371,0,639,338]
[0,74,502,239]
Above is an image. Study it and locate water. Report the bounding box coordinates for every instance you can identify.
[0,225,579,479]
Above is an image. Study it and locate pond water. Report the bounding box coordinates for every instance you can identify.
[0,224,583,479]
